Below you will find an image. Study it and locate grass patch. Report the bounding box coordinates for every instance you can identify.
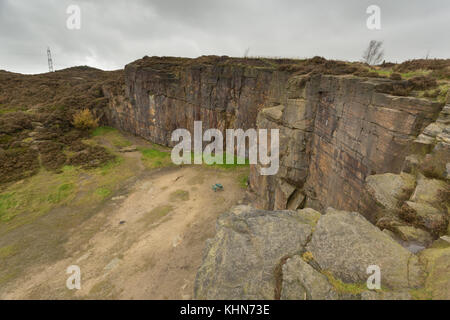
[98,157,123,176]
[95,187,112,200]
[0,150,134,235]
[91,126,131,148]
[47,183,75,204]
[0,244,18,259]
[370,68,433,80]
[0,105,27,115]
[238,172,249,189]
[88,280,117,299]
[91,126,117,137]
[140,205,173,226]
[0,148,138,291]
[0,168,78,225]
[0,193,19,221]
[169,190,189,202]
[139,147,173,169]
[322,271,367,295]
[410,288,433,300]
[374,68,433,79]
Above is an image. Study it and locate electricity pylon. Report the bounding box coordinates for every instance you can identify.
[47,47,54,72]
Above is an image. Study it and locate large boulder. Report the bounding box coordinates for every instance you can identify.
[194,206,432,300]
[194,206,315,300]
[418,245,450,299]
[281,255,338,300]
[410,175,449,208]
[400,201,448,236]
[365,173,416,211]
[306,208,425,289]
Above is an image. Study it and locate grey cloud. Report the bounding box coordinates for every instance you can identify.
[0,0,448,74]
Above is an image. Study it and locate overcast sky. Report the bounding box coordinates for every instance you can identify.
[0,0,449,74]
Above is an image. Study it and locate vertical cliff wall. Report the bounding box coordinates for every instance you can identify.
[251,74,443,219]
[103,57,444,220]
[104,57,291,146]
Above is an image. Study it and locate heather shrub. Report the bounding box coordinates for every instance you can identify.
[72,109,98,130]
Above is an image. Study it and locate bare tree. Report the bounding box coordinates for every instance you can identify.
[362,40,384,65]
[243,47,250,58]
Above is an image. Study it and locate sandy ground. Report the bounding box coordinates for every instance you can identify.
[0,152,247,299]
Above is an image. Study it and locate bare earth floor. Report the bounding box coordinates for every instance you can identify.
[0,141,247,299]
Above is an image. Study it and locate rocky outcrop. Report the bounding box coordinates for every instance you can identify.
[306,208,424,289]
[419,244,450,299]
[103,57,444,218]
[104,57,290,146]
[100,57,449,300]
[193,206,315,300]
[364,101,450,248]
[194,206,439,300]
[250,75,442,216]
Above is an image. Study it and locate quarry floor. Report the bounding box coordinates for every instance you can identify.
[0,131,247,299]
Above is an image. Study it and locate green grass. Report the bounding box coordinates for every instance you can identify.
[0,193,18,221]
[98,157,124,176]
[0,105,26,115]
[322,271,367,295]
[370,68,433,79]
[417,82,449,103]
[94,187,112,200]
[0,168,78,224]
[400,70,433,79]
[91,126,117,136]
[0,151,135,234]
[47,183,75,204]
[238,173,249,189]
[139,147,173,169]
[0,133,140,292]
[91,126,131,148]
[0,244,18,259]
[410,288,433,300]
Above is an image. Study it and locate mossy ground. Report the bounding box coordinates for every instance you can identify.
[0,128,138,289]
[92,126,132,148]
[321,271,368,296]
[139,146,173,169]
[369,66,450,102]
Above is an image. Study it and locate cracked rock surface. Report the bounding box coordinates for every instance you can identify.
[193,205,448,300]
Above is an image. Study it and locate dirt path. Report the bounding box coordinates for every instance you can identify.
[1,155,247,299]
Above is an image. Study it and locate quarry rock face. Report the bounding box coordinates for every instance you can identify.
[104,57,290,146]
[365,103,450,247]
[251,75,442,216]
[194,206,436,300]
[104,57,444,221]
[100,57,449,300]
